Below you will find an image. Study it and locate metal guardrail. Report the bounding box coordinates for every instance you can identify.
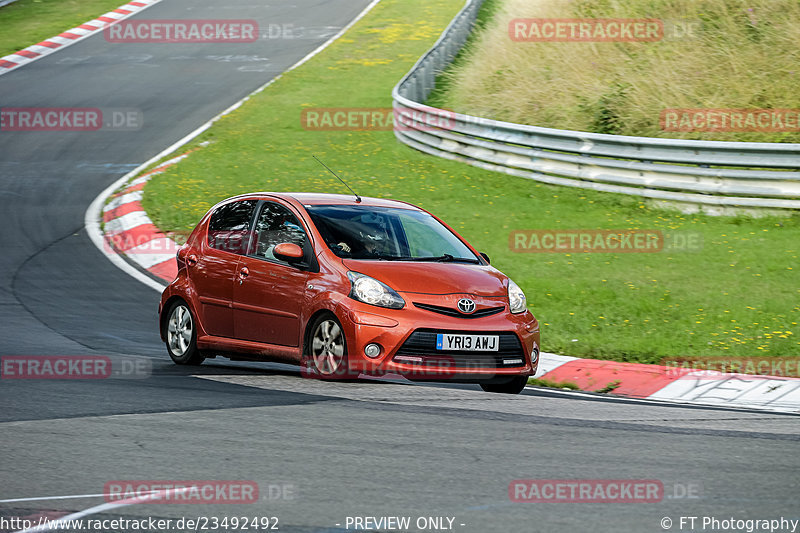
[391,0,800,209]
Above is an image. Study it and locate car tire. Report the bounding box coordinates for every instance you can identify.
[165,300,205,366]
[303,313,355,380]
[480,375,528,394]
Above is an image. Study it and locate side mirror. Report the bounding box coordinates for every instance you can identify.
[480,252,490,264]
[274,242,304,263]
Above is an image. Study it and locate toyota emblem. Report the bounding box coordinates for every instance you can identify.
[457,298,476,314]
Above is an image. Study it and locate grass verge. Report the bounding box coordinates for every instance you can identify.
[141,0,800,363]
[428,0,800,143]
[527,378,580,391]
[0,0,127,57]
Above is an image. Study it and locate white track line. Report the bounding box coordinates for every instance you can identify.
[85,0,383,293]
[0,493,106,504]
[12,488,191,533]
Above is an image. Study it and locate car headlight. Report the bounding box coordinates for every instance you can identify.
[508,279,527,314]
[348,272,405,309]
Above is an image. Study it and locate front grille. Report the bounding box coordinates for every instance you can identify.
[413,302,505,319]
[394,329,525,369]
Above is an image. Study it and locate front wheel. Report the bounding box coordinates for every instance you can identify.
[480,375,528,394]
[302,313,355,380]
[165,301,205,365]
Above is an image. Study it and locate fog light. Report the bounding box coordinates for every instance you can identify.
[364,343,381,358]
[531,346,540,365]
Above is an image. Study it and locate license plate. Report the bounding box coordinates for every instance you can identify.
[436,333,499,352]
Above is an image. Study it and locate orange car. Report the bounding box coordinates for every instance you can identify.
[158,193,540,394]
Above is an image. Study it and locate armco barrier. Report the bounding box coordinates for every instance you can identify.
[391,0,800,209]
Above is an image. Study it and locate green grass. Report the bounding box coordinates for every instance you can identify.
[527,378,580,390]
[0,0,127,57]
[427,0,502,112]
[428,0,800,143]
[140,0,800,364]
[594,380,622,394]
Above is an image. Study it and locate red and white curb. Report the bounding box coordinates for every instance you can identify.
[100,153,188,283]
[0,0,162,76]
[534,353,800,413]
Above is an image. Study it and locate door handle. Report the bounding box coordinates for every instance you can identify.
[186,254,198,267]
[238,266,249,284]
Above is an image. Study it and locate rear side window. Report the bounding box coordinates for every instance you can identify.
[207,200,257,254]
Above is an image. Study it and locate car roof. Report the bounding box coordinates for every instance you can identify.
[224,192,422,210]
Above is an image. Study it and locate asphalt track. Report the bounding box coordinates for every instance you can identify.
[0,1,798,532]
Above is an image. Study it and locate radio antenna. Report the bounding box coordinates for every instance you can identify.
[313,155,361,203]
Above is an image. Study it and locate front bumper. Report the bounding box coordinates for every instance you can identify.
[336,297,540,381]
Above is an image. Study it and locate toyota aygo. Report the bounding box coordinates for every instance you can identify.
[159,192,540,394]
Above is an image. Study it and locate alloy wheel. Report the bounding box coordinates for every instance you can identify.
[167,304,193,357]
[310,319,346,375]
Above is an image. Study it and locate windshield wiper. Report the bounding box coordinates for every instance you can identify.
[355,253,479,263]
[434,254,480,263]
[401,254,480,264]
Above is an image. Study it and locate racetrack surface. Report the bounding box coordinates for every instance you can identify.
[0,1,798,532]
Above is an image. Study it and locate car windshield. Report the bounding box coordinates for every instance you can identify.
[305,204,479,262]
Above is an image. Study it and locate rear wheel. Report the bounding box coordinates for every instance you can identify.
[165,301,205,365]
[480,375,528,394]
[303,313,354,379]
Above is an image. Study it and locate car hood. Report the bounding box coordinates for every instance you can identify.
[342,260,508,296]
